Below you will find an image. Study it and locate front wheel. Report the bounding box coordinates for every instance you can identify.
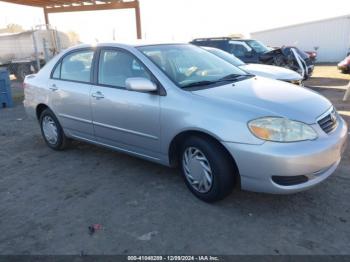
[39,108,68,150]
[180,136,237,202]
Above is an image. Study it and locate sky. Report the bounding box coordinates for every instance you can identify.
[0,0,349,43]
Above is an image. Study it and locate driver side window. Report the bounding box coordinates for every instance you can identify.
[98,49,152,89]
[231,44,248,57]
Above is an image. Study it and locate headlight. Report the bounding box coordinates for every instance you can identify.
[248,117,317,142]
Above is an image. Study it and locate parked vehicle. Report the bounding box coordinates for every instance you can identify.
[276,47,317,62]
[0,29,70,81]
[191,37,314,79]
[282,46,315,76]
[203,46,303,85]
[24,43,348,202]
[338,55,350,74]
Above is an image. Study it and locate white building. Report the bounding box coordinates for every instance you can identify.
[251,15,350,62]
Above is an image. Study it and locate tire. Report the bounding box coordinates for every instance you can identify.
[39,108,68,150]
[180,136,237,202]
[341,69,350,74]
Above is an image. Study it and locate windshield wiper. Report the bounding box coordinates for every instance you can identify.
[217,73,251,81]
[181,80,216,88]
[181,74,253,89]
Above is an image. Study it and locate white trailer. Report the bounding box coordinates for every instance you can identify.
[251,15,350,63]
[0,29,71,81]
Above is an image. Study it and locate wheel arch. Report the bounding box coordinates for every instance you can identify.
[168,130,241,187]
[36,103,50,120]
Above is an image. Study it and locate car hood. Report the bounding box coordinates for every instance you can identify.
[192,77,331,124]
[239,64,302,81]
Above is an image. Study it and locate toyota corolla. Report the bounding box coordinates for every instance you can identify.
[24,43,348,202]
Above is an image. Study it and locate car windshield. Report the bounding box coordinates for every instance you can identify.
[138,44,249,88]
[246,40,272,54]
[205,47,246,67]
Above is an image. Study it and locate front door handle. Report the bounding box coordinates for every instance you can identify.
[91,91,105,99]
[49,84,58,91]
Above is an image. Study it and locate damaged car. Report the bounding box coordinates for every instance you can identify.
[191,37,313,79]
[203,46,303,85]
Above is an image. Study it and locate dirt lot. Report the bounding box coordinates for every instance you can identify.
[306,64,350,87]
[0,65,350,255]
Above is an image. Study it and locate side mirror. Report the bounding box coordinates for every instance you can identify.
[244,51,253,58]
[125,77,157,92]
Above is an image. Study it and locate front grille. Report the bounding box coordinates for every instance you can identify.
[318,109,338,134]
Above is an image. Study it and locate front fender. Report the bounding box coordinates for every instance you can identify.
[160,91,264,156]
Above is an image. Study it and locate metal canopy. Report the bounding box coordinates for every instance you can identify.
[1,0,142,39]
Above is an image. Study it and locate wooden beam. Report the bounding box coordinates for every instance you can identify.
[0,0,44,7]
[45,1,138,13]
[43,7,50,28]
[135,0,141,39]
[1,0,142,39]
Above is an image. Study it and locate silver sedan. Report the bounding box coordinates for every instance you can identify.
[24,43,348,202]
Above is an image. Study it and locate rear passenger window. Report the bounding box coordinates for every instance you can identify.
[229,42,252,57]
[98,49,152,88]
[60,50,94,83]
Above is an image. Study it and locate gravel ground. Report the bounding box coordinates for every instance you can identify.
[0,74,350,255]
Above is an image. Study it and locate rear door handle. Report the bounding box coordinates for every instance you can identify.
[91,91,105,99]
[49,84,58,91]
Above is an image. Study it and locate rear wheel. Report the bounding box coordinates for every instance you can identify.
[39,108,68,150]
[180,136,237,202]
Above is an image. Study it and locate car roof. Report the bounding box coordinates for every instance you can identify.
[67,41,189,51]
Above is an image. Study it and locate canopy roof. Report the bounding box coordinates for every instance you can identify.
[1,0,137,9]
[1,0,142,38]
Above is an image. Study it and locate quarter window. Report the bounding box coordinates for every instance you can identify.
[60,50,94,83]
[98,49,152,88]
[52,63,61,79]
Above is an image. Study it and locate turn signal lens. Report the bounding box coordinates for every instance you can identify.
[249,126,271,140]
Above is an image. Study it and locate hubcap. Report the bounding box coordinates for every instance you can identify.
[42,116,58,144]
[182,147,213,193]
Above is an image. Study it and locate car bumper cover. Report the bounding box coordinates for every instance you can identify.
[223,116,348,194]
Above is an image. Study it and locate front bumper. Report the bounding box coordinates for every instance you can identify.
[223,116,348,194]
